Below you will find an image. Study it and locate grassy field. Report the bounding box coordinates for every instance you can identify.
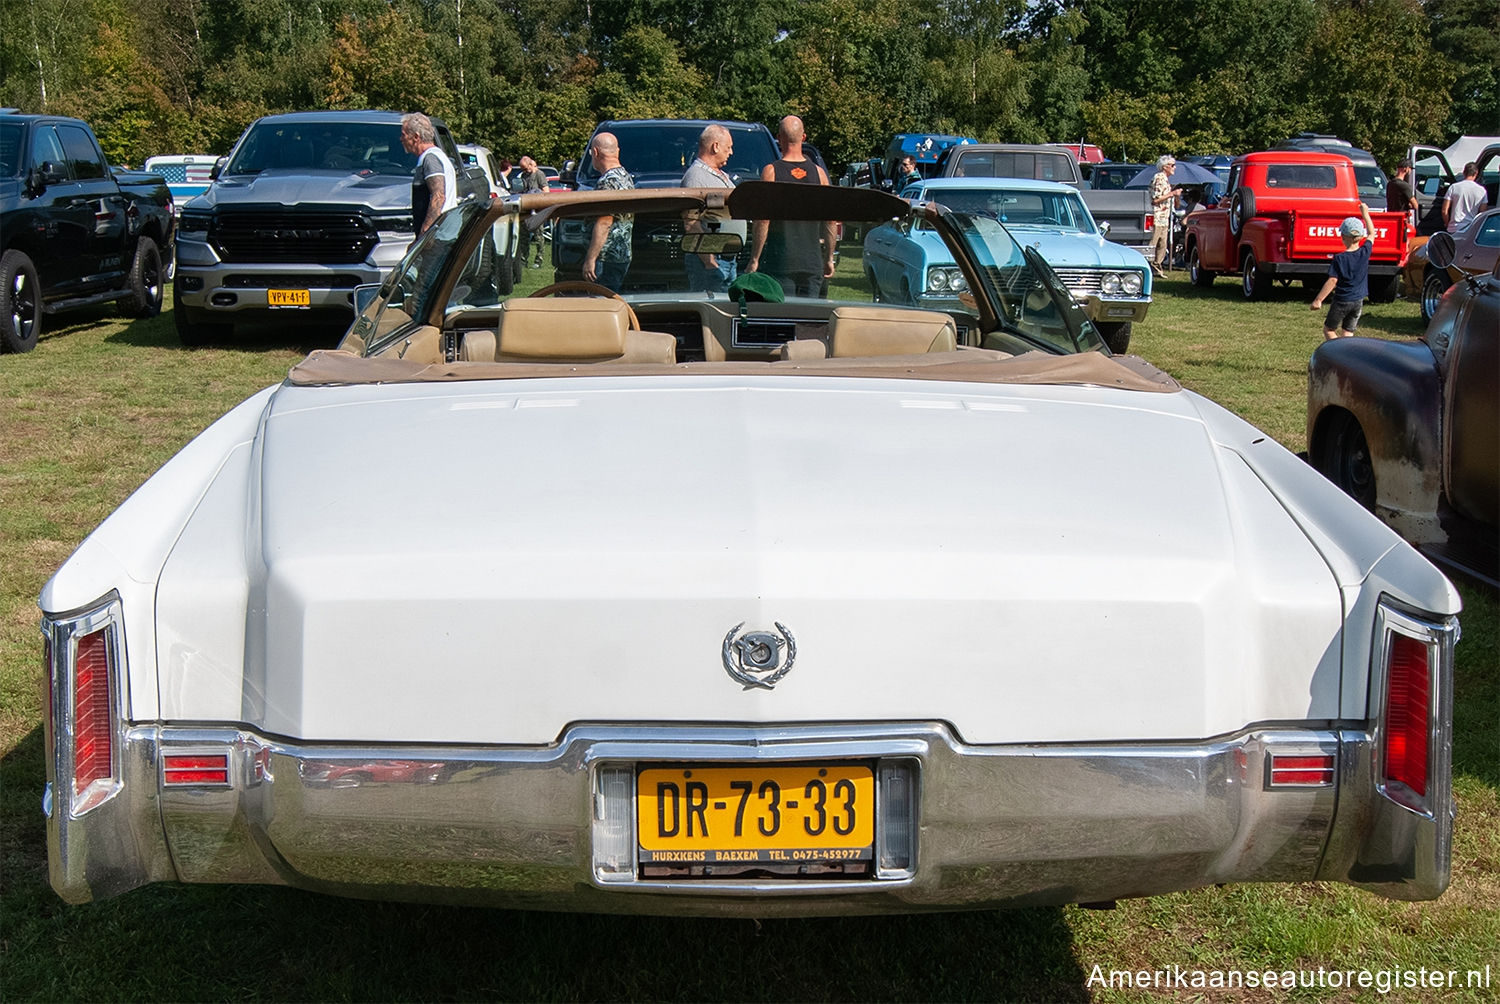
[2,271,1496,1002]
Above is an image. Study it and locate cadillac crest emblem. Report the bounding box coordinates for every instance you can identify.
[721,622,797,690]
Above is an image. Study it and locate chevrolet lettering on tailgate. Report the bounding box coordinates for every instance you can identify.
[638,765,874,873]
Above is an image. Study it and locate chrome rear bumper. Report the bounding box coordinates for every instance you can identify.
[46,722,1450,914]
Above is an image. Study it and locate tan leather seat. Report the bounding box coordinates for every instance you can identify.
[826,305,958,357]
[462,298,676,364]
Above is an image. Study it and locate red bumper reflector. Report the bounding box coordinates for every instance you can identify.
[1268,754,1335,787]
[1383,633,1431,797]
[73,629,113,791]
[163,754,230,786]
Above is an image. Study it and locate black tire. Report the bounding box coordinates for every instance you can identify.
[1228,187,1255,236]
[1096,321,1132,354]
[119,237,163,317]
[1240,250,1269,300]
[1420,268,1451,323]
[0,249,41,353]
[173,302,230,347]
[1315,411,1376,511]
[1369,272,1400,304]
[1188,245,1214,287]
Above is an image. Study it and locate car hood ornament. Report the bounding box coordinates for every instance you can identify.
[721,622,796,690]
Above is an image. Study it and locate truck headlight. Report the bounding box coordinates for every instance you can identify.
[177,213,211,236]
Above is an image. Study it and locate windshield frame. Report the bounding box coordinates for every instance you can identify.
[355,186,1106,360]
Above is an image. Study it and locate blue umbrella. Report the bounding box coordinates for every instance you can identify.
[1125,161,1222,187]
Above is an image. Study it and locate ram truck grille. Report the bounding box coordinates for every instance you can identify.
[211,211,377,264]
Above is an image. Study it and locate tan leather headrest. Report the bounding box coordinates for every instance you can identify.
[459,330,497,361]
[774,339,828,361]
[496,298,627,359]
[827,305,958,357]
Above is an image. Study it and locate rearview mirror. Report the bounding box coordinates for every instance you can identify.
[210,156,227,180]
[680,232,744,255]
[559,160,577,188]
[1097,221,1111,237]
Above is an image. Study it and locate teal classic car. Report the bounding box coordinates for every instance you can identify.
[864,177,1152,353]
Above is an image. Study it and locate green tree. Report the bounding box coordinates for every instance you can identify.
[1302,0,1455,166]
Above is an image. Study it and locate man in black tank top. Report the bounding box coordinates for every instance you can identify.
[749,115,836,297]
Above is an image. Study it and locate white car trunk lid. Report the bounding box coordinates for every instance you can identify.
[247,377,1342,744]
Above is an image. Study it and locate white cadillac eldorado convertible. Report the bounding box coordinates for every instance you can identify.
[42,183,1460,916]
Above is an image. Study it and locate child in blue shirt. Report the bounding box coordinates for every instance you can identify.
[1310,203,1376,340]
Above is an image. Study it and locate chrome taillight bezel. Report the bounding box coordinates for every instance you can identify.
[1370,597,1458,818]
[42,594,127,818]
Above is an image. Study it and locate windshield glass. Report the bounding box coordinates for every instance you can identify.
[360,184,1104,360]
[950,151,1076,183]
[1354,166,1387,202]
[225,121,414,176]
[577,124,778,186]
[921,187,1094,233]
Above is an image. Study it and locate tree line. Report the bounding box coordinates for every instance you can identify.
[2,0,1495,175]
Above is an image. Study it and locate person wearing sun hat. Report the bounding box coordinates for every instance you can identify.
[1310,202,1377,340]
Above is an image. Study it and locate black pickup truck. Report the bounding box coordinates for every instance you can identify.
[0,111,174,352]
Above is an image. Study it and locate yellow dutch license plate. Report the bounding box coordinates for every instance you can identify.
[268,289,310,307]
[637,764,874,866]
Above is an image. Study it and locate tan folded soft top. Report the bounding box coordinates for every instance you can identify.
[288,348,1181,393]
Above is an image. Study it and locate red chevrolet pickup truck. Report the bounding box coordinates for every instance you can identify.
[1185,151,1408,300]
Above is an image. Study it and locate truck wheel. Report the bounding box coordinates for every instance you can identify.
[120,237,164,318]
[1420,268,1451,322]
[0,250,41,353]
[173,304,230,347]
[1369,272,1400,304]
[1240,251,1269,300]
[1188,246,1214,287]
[1096,321,1132,354]
[1315,411,1376,511]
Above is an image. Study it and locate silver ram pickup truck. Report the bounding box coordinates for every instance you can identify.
[172,110,486,345]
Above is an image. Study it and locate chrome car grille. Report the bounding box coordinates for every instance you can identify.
[1053,268,1134,297]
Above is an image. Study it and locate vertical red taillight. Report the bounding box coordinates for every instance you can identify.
[72,629,115,793]
[1381,633,1431,799]
[43,597,125,816]
[1374,598,1456,819]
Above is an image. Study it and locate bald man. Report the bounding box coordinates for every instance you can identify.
[750,115,836,298]
[581,132,635,291]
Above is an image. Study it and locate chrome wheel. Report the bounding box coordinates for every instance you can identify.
[1420,269,1450,322]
